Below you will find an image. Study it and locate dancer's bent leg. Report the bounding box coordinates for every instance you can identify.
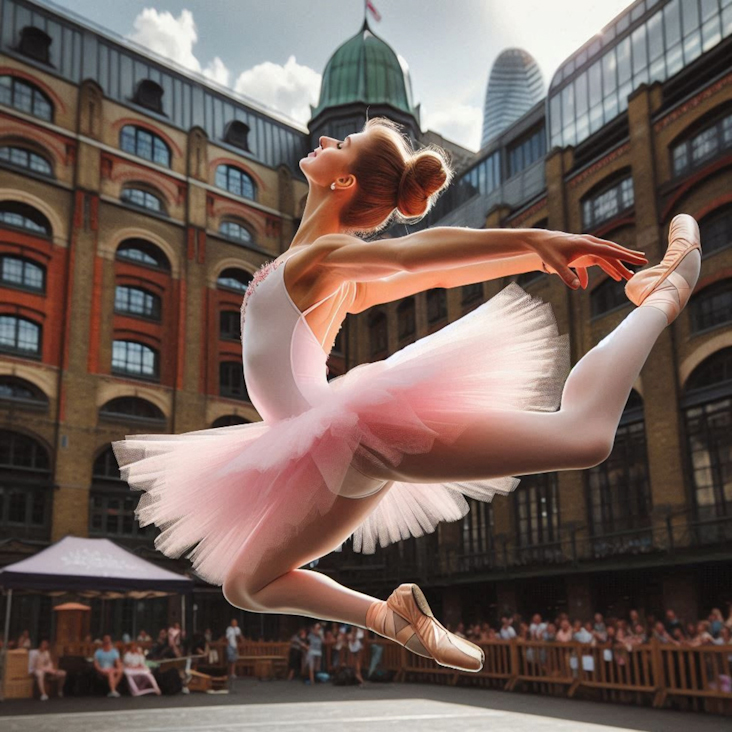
[223,486,389,628]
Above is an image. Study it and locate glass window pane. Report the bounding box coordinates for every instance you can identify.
[617,37,632,84]
[665,0,682,46]
[632,24,648,74]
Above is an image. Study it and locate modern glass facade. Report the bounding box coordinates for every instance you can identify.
[481,48,544,147]
[548,0,732,149]
[0,0,309,176]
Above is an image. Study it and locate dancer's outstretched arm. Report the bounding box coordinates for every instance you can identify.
[323,227,648,313]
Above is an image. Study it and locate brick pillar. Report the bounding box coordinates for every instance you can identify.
[627,85,689,524]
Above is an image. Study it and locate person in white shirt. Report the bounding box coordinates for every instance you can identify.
[123,643,161,696]
[529,614,547,640]
[347,626,365,685]
[225,619,242,678]
[33,639,67,701]
[499,616,517,640]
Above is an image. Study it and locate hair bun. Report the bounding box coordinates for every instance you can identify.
[397,151,449,218]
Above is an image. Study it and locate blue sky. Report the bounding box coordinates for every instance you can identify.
[42,0,634,151]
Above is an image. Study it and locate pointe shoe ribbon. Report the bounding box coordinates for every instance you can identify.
[624,213,701,324]
[366,583,485,673]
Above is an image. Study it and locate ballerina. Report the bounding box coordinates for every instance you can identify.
[112,116,701,673]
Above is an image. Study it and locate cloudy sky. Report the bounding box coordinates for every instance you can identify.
[47,0,634,151]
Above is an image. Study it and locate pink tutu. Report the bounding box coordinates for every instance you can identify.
[112,282,570,586]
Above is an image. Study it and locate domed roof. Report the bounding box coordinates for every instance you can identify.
[311,18,416,118]
[481,48,544,147]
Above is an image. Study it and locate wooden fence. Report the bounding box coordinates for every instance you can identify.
[213,638,732,715]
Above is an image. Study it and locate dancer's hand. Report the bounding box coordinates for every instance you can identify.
[529,230,649,290]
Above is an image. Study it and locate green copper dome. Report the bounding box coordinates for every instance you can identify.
[311,18,416,118]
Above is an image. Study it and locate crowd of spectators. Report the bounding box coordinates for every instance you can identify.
[443,604,732,649]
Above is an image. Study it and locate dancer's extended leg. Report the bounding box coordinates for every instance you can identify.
[383,236,701,483]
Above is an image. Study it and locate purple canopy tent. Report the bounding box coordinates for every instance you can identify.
[0,536,193,701]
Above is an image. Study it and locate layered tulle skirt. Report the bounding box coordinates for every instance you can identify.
[112,282,570,587]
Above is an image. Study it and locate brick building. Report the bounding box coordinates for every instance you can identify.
[0,0,731,641]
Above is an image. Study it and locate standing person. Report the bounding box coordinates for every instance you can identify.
[225,619,242,678]
[287,628,307,681]
[500,616,517,640]
[32,639,67,701]
[113,117,701,675]
[167,621,182,658]
[304,622,323,685]
[348,625,366,685]
[529,614,547,640]
[93,634,124,697]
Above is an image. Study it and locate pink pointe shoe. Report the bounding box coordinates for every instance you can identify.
[366,583,485,673]
[624,213,702,325]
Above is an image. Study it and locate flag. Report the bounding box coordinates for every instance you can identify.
[366,0,381,22]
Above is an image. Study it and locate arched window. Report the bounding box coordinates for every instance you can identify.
[0,315,41,357]
[215,164,256,200]
[460,498,494,572]
[427,288,447,324]
[219,220,253,245]
[220,310,240,341]
[368,310,388,359]
[0,254,45,292]
[682,348,732,529]
[99,396,165,423]
[119,125,171,168]
[114,285,162,320]
[116,239,171,271]
[671,109,732,177]
[689,280,732,334]
[397,297,415,342]
[582,175,634,229]
[699,205,732,255]
[111,340,159,380]
[212,414,251,428]
[217,268,252,292]
[0,430,52,540]
[0,146,52,176]
[220,361,248,400]
[18,27,52,66]
[133,79,164,114]
[121,186,165,214]
[0,75,53,121]
[0,376,48,407]
[591,276,629,319]
[513,472,562,563]
[91,445,156,541]
[0,201,51,237]
[223,120,251,152]
[586,390,652,551]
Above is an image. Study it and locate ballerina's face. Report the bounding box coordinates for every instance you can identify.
[299,132,368,189]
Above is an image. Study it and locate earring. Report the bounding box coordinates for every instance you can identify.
[330,182,336,190]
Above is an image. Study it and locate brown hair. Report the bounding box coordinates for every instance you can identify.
[339,117,455,237]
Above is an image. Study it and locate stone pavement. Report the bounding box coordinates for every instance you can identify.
[0,678,729,731]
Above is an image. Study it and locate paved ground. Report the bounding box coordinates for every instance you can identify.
[1,678,729,731]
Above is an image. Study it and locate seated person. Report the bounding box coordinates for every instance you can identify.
[123,642,161,696]
[33,639,67,701]
[147,629,176,660]
[93,634,124,697]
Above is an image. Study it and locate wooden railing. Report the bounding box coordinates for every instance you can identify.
[218,638,731,715]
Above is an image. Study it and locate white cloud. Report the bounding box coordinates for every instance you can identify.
[422,100,484,152]
[202,57,230,87]
[233,55,321,126]
[126,9,319,124]
[126,8,228,86]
